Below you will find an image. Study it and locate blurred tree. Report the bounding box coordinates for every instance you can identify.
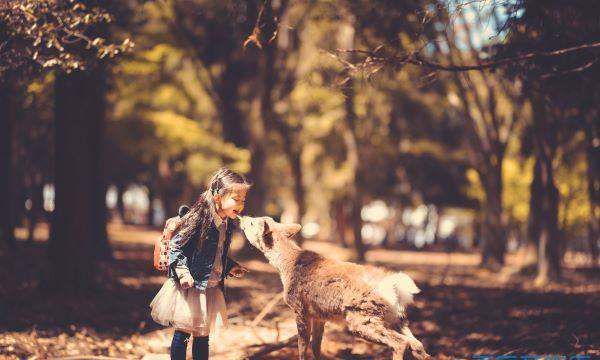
[505,0,600,282]
[0,0,133,291]
[0,77,17,249]
[48,65,110,290]
[430,6,525,268]
[108,34,250,220]
[160,0,267,218]
[14,75,54,244]
[253,0,319,242]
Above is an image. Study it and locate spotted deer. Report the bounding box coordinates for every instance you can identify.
[239,216,431,360]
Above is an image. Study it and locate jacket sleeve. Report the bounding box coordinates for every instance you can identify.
[168,233,191,277]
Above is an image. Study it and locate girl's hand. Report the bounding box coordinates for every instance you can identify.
[180,273,195,289]
[229,264,249,278]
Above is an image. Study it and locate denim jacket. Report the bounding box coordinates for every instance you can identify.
[167,215,238,291]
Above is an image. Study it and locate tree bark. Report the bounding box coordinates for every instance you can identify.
[531,98,561,285]
[116,182,127,223]
[332,199,350,248]
[339,20,365,262]
[584,114,599,266]
[47,66,110,292]
[147,186,155,226]
[480,165,506,268]
[91,68,111,260]
[27,175,44,244]
[342,73,365,262]
[0,79,16,249]
[258,3,305,242]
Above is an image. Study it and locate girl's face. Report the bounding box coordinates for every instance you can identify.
[216,187,248,219]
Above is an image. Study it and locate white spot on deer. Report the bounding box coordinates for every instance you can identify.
[373,272,420,314]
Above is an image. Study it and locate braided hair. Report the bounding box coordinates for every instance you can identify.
[177,167,251,247]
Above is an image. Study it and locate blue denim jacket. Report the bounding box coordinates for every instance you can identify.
[167,218,237,291]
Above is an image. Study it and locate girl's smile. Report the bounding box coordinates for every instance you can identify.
[215,187,248,220]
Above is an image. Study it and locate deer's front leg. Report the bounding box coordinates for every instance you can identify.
[295,314,311,360]
[401,325,431,360]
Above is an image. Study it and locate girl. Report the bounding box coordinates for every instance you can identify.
[150,167,251,360]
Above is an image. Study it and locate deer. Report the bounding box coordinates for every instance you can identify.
[239,215,431,360]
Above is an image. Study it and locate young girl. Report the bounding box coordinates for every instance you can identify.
[150,167,251,360]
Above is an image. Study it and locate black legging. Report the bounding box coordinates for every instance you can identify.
[170,330,209,360]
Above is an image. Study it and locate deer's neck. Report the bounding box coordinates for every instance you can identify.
[264,236,301,278]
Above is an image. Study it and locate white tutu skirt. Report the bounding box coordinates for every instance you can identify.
[149,278,228,336]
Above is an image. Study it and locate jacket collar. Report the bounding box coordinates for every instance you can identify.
[210,201,227,228]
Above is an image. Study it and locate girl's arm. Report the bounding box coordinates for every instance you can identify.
[168,233,192,276]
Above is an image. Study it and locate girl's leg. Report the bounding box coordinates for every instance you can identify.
[192,335,209,360]
[170,329,191,360]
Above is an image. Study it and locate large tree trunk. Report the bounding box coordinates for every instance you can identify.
[480,165,506,268]
[531,99,561,285]
[342,72,365,262]
[584,113,599,266]
[526,157,544,263]
[216,62,267,221]
[47,66,110,292]
[535,153,561,285]
[91,69,111,260]
[339,20,365,262]
[260,26,306,232]
[0,79,16,250]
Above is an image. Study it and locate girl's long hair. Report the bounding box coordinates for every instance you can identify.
[177,167,251,247]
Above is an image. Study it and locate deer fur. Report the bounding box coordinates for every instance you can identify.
[239,216,431,360]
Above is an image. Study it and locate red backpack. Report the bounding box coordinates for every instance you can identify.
[153,206,189,271]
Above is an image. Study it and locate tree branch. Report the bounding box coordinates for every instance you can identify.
[336,40,600,73]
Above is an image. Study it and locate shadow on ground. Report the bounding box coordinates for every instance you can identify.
[1,223,598,359]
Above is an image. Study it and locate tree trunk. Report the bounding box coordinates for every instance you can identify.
[480,166,506,269]
[339,20,365,262]
[342,73,365,262]
[47,66,110,292]
[584,114,599,266]
[27,175,44,244]
[91,69,111,260]
[290,149,305,224]
[531,98,561,285]
[333,199,350,248]
[525,157,544,265]
[116,183,127,223]
[535,153,561,285]
[260,20,306,242]
[147,186,155,226]
[0,79,16,249]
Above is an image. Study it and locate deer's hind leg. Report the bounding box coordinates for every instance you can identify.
[295,313,311,360]
[345,311,411,360]
[311,319,325,360]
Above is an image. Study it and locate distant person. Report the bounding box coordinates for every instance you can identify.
[150,167,251,360]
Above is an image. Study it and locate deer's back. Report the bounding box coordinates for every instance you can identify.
[283,250,392,322]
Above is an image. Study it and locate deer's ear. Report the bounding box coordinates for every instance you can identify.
[278,223,302,238]
[263,222,274,248]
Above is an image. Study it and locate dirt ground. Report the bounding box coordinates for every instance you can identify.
[1,223,598,360]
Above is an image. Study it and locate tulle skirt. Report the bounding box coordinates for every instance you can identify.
[149,278,228,336]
